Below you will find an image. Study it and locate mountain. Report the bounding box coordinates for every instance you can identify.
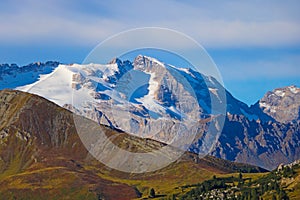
[0,61,59,90]
[0,89,267,199]
[1,57,299,170]
[12,56,253,146]
[209,114,300,170]
[250,85,300,123]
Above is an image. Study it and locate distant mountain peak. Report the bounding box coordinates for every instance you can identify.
[269,85,299,98]
[108,57,122,65]
[258,85,300,123]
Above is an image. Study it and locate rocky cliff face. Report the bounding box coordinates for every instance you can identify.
[210,114,300,170]
[251,85,300,123]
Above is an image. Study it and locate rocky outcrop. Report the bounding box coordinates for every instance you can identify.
[251,85,300,123]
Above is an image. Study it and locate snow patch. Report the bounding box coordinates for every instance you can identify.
[259,102,270,110]
[288,86,298,94]
[274,90,285,97]
[209,88,218,96]
[136,70,166,116]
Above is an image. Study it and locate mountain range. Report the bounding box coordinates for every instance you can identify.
[0,56,299,170]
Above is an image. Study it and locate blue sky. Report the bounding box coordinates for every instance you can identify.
[0,0,299,105]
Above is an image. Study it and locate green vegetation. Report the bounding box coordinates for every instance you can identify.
[176,163,300,200]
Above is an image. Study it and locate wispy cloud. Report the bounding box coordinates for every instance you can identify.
[0,0,299,48]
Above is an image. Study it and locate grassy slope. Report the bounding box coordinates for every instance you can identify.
[284,167,300,200]
[0,90,279,199]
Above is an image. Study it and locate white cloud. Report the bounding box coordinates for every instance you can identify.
[0,0,300,48]
[0,13,125,45]
[162,19,300,47]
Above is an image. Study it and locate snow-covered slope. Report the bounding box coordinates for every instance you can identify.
[17,65,76,106]
[17,61,130,108]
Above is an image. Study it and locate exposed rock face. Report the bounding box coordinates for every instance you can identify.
[207,114,300,170]
[251,85,300,123]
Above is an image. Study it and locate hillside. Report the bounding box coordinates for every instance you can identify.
[179,160,300,200]
[0,89,267,199]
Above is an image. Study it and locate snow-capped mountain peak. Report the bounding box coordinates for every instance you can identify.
[7,56,214,143]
